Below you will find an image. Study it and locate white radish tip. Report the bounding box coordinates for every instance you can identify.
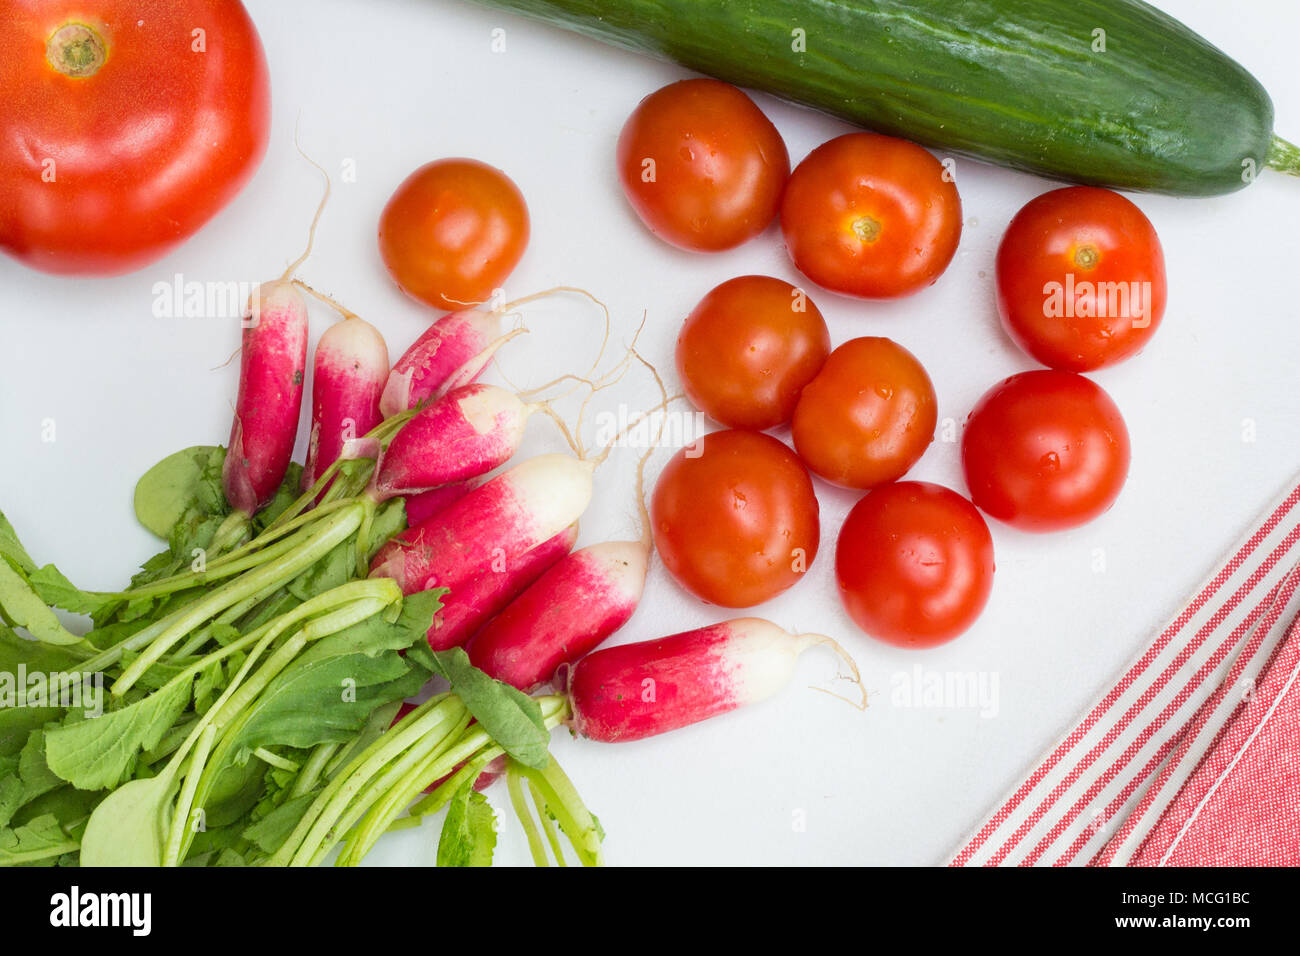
[318,314,389,358]
[587,539,651,590]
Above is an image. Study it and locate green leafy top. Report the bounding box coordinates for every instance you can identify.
[419,646,550,770]
[133,446,228,541]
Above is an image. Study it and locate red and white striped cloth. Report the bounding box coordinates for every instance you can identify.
[950,474,1300,867]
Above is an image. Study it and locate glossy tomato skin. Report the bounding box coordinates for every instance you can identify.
[997,187,1167,371]
[836,482,994,648]
[792,337,937,489]
[962,370,1130,532]
[780,132,962,299]
[378,158,530,311]
[617,79,789,252]
[0,1,270,276]
[652,429,819,608]
[676,275,831,430]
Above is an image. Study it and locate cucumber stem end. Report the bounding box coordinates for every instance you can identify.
[1266,135,1300,178]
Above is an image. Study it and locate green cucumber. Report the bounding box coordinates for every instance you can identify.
[469,0,1298,196]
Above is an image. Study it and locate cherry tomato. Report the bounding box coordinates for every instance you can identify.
[997,186,1167,371]
[0,1,270,276]
[792,337,937,489]
[652,429,819,608]
[378,158,529,311]
[676,276,831,430]
[836,482,994,648]
[780,132,962,298]
[617,79,789,252]
[962,370,1130,532]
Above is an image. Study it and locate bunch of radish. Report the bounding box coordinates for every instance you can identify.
[209,255,862,829]
[0,155,868,870]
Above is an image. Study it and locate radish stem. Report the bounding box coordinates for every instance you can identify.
[270,694,464,866]
[530,779,568,866]
[508,754,604,867]
[110,504,367,692]
[337,736,483,866]
[507,769,549,866]
[291,742,340,799]
[163,724,216,867]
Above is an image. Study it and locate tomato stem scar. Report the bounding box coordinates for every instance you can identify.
[47,23,107,78]
[1073,243,1100,270]
[852,215,882,243]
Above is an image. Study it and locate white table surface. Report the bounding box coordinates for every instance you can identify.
[3,0,1298,866]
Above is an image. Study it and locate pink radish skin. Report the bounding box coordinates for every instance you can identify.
[426,523,578,650]
[466,540,648,692]
[370,384,532,501]
[223,280,309,514]
[369,454,594,648]
[370,454,591,593]
[370,454,592,594]
[302,318,390,493]
[379,309,502,418]
[402,478,480,528]
[568,618,838,743]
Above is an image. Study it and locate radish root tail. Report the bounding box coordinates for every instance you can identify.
[281,127,331,282]
[632,346,667,551]
[293,280,361,322]
[804,634,868,711]
[533,401,583,458]
[497,286,612,385]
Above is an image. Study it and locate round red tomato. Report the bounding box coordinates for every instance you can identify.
[617,79,789,252]
[997,186,1167,371]
[379,158,530,311]
[676,275,831,430]
[0,1,270,276]
[836,482,994,647]
[962,370,1130,532]
[652,429,819,608]
[780,132,962,298]
[792,337,937,489]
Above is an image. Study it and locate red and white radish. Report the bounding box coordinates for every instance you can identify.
[463,402,662,691]
[369,384,533,501]
[302,317,389,493]
[466,540,648,692]
[369,454,594,648]
[370,454,593,592]
[378,287,610,418]
[222,280,309,515]
[567,618,861,742]
[379,308,505,418]
[429,522,578,650]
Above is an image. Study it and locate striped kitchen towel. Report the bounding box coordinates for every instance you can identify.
[950,473,1300,867]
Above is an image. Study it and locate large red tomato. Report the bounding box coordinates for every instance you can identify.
[617,79,789,252]
[836,481,995,648]
[676,275,831,430]
[652,429,820,608]
[780,132,962,299]
[792,337,937,489]
[962,370,1131,532]
[996,187,1167,371]
[0,1,271,276]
